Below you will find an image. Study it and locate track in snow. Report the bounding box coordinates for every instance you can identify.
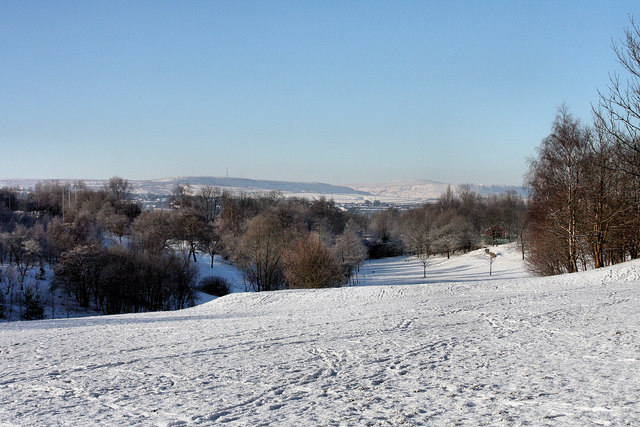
[1,248,639,425]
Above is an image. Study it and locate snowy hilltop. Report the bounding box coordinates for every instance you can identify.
[1,246,639,425]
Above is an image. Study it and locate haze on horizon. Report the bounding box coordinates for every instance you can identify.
[1,1,636,186]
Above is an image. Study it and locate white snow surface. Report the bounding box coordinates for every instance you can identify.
[349,179,528,202]
[2,246,640,425]
[356,244,528,288]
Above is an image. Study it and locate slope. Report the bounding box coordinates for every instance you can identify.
[1,257,639,425]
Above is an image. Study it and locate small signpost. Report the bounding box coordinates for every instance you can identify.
[485,248,497,275]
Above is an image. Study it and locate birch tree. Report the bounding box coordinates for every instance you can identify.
[526,107,590,274]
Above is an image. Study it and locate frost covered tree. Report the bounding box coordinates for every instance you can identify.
[334,228,367,285]
[402,208,435,278]
[1,226,41,286]
[432,221,458,260]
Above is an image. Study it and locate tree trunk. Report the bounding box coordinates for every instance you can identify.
[191,243,197,263]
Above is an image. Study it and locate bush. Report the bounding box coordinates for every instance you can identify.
[199,276,231,297]
[54,246,198,314]
[283,233,344,289]
[21,287,45,321]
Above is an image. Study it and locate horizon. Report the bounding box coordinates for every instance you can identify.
[2,1,637,186]
[0,174,527,188]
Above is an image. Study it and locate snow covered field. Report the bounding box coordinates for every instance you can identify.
[1,246,640,425]
[356,244,528,288]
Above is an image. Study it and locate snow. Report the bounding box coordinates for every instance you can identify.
[193,255,246,292]
[356,244,528,287]
[349,179,528,203]
[1,245,640,425]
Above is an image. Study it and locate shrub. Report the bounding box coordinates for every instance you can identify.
[21,287,45,321]
[283,233,344,289]
[199,276,231,297]
[54,246,198,314]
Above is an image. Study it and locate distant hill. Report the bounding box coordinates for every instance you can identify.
[0,176,528,203]
[0,177,369,196]
[130,176,370,196]
[350,179,528,202]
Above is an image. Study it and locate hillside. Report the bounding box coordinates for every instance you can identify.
[0,176,527,203]
[1,248,639,425]
[350,179,528,202]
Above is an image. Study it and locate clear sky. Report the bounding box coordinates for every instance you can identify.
[1,1,637,185]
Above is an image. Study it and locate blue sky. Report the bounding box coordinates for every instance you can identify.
[1,1,637,185]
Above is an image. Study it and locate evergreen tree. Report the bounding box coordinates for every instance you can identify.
[21,287,44,321]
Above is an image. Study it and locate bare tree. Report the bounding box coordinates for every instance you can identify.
[198,186,221,223]
[432,221,458,260]
[98,206,129,244]
[402,208,435,278]
[199,223,224,269]
[131,210,174,254]
[107,176,130,201]
[595,17,640,178]
[581,126,628,267]
[0,266,19,321]
[169,184,194,209]
[368,207,404,258]
[172,208,207,264]
[239,213,287,292]
[334,228,367,285]
[526,107,590,274]
[1,226,41,286]
[283,233,344,289]
[218,192,245,262]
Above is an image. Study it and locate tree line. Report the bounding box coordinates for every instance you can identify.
[0,175,528,319]
[367,186,526,277]
[526,18,640,275]
[4,18,640,320]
